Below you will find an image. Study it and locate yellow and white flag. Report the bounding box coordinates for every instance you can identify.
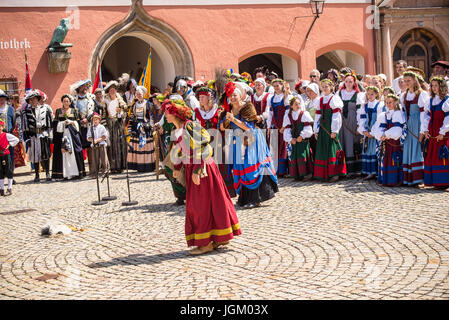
[139,48,152,99]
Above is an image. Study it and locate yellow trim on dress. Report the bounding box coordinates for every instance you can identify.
[185,223,241,241]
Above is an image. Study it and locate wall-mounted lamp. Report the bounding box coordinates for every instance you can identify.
[305,0,326,40]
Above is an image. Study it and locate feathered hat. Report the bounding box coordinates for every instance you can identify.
[0,89,8,99]
[25,90,43,103]
[70,79,92,95]
[104,80,119,93]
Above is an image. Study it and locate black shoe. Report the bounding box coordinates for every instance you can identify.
[12,179,16,185]
[175,198,185,206]
[34,176,40,183]
[5,189,12,196]
[0,190,4,196]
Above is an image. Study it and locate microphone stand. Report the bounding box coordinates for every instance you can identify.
[101,172,117,201]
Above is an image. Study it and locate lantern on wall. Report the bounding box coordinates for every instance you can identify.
[306,0,326,40]
[310,0,325,16]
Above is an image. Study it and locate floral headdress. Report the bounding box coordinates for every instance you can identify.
[161,99,193,121]
[195,86,216,100]
[386,93,399,102]
[320,78,333,86]
[382,86,395,95]
[365,86,380,94]
[430,76,444,83]
[406,66,425,78]
[271,78,284,85]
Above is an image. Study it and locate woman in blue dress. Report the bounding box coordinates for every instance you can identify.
[220,82,278,209]
[357,86,385,180]
[400,71,429,186]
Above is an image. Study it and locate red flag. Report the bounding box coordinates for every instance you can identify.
[92,61,103,93]
[25,50,32,92]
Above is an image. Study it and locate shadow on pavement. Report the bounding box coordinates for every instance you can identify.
[283,176,444,195]
[87,248,227,269]
[113,203,185,216]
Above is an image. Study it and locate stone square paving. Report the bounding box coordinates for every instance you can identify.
[0,166,448,300]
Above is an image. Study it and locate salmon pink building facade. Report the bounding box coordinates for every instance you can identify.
[0,0,377,108]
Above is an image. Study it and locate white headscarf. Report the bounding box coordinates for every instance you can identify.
[136,85,147,96]
[306,83,320,96]
[254,78,267,89]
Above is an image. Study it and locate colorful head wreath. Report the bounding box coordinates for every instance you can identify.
[195,86,216,100]
[430,76,445,83]
[406,66,425,79]
[386,93,400,102]
[383,86,395,95]
[161,99,193,121]
[320,78,334,86]
[271,78,284,85]
[366,86,380,94]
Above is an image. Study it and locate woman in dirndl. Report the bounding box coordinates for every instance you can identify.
[312,79,347,182]
[422,76,449,189]
[126,86,156,172]
[400,70,429,187]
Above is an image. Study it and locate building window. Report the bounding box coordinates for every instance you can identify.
[407,45,425,57]
[0,76,20,97]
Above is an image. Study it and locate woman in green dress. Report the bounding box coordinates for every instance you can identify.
[312,79,347,182]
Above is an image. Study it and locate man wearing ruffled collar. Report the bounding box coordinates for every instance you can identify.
[71,79,96,175]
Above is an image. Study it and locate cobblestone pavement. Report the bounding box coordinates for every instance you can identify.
[1,165,448,300]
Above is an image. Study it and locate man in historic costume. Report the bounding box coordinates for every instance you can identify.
[71,79,96,174]
[172,76,200,111]
[104,80,128,173]
[0,90,16,179]
[20,90,53,182]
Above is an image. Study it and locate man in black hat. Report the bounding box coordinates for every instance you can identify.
[431,61,449,87]
[20,90,53,182]
[71,79,96,174]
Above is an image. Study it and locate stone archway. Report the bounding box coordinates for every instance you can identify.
[238,47,300,86]
[88,0,194,89]
[393,28,445,79]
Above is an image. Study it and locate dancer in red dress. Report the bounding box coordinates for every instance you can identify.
[162,98,242,255]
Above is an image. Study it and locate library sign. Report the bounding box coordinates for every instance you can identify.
[0,38,31,50]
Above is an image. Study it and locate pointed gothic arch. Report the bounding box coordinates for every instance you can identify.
[89,0,194,90]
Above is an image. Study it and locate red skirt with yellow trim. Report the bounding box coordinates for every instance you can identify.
[184,157,241,247]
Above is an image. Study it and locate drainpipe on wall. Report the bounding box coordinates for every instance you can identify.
[373,0,379,75]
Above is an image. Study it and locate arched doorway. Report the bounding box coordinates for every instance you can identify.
[238,53,299,86]
[316,50,365,75]
[89,0,193,93]
[393,28,444,79]
[101,34,175,93]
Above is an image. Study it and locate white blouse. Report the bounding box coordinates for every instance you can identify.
[252,92,271,120]
[372,109,405,141]
[266,93,295,129]
[421,95,449,135]
[282,109,314,142]
[197,104,218,120]
[339,89,365,106]
[400,90,430,134]
[357,99,385,135]
[312,94,344,134]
